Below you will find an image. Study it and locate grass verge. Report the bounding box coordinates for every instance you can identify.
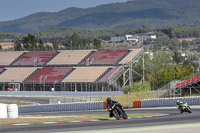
[0,113,159,125]
[97,91,155,108]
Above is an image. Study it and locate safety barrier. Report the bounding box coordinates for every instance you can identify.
[0,103,18,118]
[133,96,200,108]
[133,100,141,108]
[19,101,104,113]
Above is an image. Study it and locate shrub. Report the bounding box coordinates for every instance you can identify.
[122,81,151,94]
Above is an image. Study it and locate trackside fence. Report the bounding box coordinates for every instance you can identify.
[133,96,200,108]
[19,101,105,113]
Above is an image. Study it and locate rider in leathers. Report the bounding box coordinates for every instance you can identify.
[106,97,124,117]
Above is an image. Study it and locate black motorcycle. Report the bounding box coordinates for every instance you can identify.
[108,103,128,120]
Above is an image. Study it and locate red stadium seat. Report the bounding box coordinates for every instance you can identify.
[186,79,190,84]
[181,81,186,85]
[26,67,72,83]
[196,76,200,80]
[176,83,181,86]
[191,77,196,82]
[13,51,57,66]
[82,49,129,65]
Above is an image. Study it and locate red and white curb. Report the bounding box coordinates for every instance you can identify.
[0,114,169,127]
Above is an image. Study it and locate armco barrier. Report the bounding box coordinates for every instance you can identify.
[19,101,104,113]
[137,96,200,108]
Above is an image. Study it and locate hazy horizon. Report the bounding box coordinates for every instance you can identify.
[0,0,129,21]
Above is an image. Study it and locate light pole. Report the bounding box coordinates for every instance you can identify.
[174,65,176,83]
[70,41,72,50]
[192,66,194,78]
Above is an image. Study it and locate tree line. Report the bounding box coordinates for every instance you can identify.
[13,33,102,51]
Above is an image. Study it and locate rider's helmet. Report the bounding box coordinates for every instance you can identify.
[177,100,180,105]
[107,97,111,103]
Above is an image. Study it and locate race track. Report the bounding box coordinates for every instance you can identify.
[1,107,200,133]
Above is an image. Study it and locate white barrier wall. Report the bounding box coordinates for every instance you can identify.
[19,101,104,113]
[141,96,200,108]
[0,103,8,118]
[7,104,18,118]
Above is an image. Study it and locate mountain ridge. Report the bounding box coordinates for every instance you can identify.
[0,0,200,33]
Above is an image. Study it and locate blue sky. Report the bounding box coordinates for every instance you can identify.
[0,0,129,21]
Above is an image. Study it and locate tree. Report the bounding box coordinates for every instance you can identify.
[38,39,45,50]
[182,40,189,49]
[93,38,101,48]
[14,40,22,51]
[22,34,37,50]
[63,33,84,49]
[173,50,181,64]
[52,42,58,50]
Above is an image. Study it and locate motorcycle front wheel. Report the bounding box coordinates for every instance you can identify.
[187,109,192,113]
[113,110,120,120]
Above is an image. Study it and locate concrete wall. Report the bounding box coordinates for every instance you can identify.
[19,101,104,113]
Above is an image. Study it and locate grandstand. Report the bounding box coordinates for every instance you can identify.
[12,51,58,66]
[82,49,130,65]
[0,48,143,91]
[0,67,38,82]
[171,75,200,97]
[47,50,94,65]
[0,51,24,66]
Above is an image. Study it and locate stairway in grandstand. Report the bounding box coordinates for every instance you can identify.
[23,68,41,82]
[43,51,60,66]
[58,68,75,82]
[95,68,112,82]
[0,51,25,67]
[0,67,6,75]
[78,51,96,65]
[99,66,121,83]
[115,50,131,65]
[10,52,27,66]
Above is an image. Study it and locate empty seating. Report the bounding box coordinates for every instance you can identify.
[0,67,4,72]
[186,79,190,84]
[0,51,24,65]
[99,66,121,82]
[82,49,129,65]
[0,67,38,82]
[48,50,93,65]
[119,49,142,64]
[13,51,57,66]
[197,76,200,80]
[176,83,181,87]
[62,67,109,82]
[26,67,72,83]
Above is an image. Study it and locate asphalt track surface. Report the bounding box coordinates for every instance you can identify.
[1,107,200,133]
[0,96,50,104]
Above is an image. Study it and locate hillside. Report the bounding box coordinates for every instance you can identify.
[0,0,200,33]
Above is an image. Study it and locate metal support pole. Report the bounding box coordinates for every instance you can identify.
[143,51,145,82]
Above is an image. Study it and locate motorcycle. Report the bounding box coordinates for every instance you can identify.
[108,103,128,120]
[178,102,192,113]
